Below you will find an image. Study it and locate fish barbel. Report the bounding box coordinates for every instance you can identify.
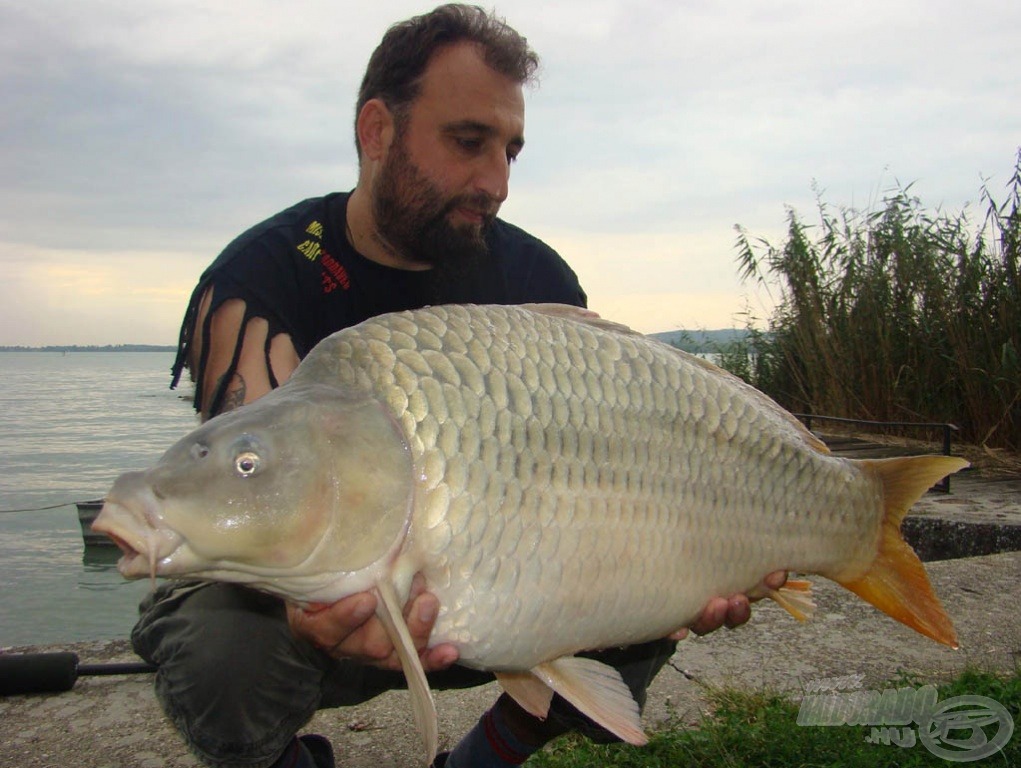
[93,303,966,764]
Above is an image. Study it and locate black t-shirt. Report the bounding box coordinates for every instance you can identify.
[171,191,587,413]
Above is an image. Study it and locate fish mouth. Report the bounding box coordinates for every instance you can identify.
[91,489,184,581]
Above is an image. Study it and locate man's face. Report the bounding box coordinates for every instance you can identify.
[371,42,526,266]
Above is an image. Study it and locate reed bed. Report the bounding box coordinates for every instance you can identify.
[728,151,1020,451]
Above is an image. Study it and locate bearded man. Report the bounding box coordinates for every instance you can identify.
[136,6,782,768]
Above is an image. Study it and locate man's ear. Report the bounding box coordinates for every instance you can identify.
[357,98,395,162]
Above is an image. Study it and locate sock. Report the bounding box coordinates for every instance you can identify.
[445,706,540,767]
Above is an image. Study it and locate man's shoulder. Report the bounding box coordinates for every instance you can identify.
[487,218,586,306]
[488,217,559,258]
[213,194,338,268]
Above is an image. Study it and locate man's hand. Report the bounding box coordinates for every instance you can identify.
[286,574,459,673]
[668,570,788,641]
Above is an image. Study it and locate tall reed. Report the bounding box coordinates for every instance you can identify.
[729,151,1020,451]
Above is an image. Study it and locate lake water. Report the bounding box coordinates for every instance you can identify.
[0,352,197,647]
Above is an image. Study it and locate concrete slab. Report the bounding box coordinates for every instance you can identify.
[904,474,1021,560]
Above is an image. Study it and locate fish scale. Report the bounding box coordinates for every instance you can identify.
[94,302,966,765]
[299,305,854,667]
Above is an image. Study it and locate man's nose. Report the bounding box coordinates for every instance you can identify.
[474,148,510,203]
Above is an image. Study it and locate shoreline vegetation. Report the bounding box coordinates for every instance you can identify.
[726,149,1021,452]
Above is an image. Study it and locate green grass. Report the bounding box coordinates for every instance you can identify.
[528,668,1019,767]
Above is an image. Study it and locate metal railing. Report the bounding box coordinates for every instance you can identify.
[793,413,960,493]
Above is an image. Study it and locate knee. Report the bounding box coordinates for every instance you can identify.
[137,583,290,670]
[135,584,324,763]
[150,584,304,698]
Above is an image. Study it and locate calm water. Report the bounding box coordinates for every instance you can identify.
[0,352,197,647]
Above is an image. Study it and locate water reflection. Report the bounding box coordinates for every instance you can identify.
[0,352,195,645]
[82,545,123,570]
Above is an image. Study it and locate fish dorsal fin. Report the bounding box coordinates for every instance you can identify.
[374,581,438,765]
[495,671,555,719]
[672,350,831,453]
[531,657,648,746]
[519,303,642,336]
[519,304,829,454]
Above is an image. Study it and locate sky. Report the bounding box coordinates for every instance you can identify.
[1,0,1019,345]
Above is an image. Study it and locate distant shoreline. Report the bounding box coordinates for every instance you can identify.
[0,345,176,353]
[2,331,748,355]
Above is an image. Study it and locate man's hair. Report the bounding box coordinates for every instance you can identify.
[355,4,539,158]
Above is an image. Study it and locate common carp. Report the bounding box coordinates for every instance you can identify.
[93,303,966,764]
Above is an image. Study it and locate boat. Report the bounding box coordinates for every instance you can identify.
[76,499,116,547]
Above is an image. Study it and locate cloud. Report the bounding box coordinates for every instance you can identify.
[0,244,197,346]
[1,0,1019,344]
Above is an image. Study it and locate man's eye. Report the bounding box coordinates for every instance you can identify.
[456,137,483,152]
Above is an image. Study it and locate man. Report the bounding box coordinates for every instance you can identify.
[138,5,783,767]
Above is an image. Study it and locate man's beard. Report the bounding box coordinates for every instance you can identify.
[372,135,498,270]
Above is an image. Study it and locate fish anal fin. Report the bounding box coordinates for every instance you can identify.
[838,456,968,649]
[495,671,554,719]
[532,657,647,746]
[751,578,816,622]
[374,581,438,766]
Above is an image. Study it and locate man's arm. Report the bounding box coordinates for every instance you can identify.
[189,291,300,421]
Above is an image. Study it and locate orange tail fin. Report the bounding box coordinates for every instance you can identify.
[837,455,968,649]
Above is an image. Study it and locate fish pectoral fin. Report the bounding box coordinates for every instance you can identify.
[531,657,648,746]
[373,581,438,766]
[495,671,554,719]
[750,578,816,622]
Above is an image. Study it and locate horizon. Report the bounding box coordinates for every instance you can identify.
[0,327,749,351]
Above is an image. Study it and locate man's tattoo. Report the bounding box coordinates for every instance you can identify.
[218,373,247,414]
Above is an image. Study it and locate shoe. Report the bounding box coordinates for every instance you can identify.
[272,734,335,768]
[297,735,335,768]
[431,752,450,767]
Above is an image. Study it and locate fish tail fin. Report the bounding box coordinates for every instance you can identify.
[837,455,967,649]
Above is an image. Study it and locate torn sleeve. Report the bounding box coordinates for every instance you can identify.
[170,271,296,416]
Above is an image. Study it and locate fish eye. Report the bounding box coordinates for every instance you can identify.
[234,451,261,477]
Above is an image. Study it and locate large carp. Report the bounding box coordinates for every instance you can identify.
[94,303,965,764]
